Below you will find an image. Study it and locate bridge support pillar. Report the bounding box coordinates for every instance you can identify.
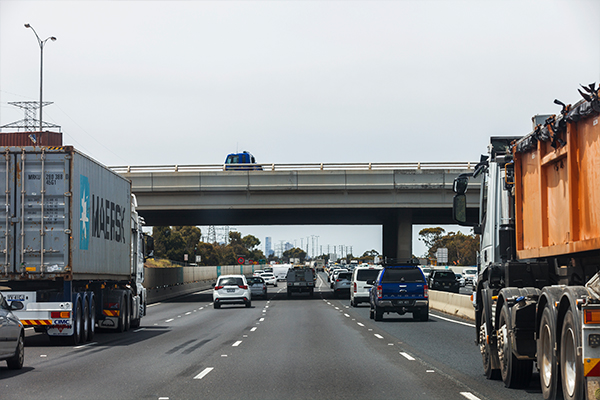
[383,210,413,261]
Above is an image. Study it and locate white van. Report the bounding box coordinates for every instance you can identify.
[350,265,383,307]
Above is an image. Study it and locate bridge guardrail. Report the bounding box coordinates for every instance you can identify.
[111,161,477,174]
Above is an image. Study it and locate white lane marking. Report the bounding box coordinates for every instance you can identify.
[134,328,146,332]
[193,367,214,380]
[357,322,365,327]
[199,307,204,310]
[251,327,257,332]
[460,393,481,400]
[40,355,47,358]
[221,354,227,357]
[147,303,161,307]
[165,318,174,323]
[374,334,384,339]
[185,312,192,315]
[344,314,350,317]
[426,370,435,373]
[74,342,98,349]
[158,397,169,400]
[400,352,415,360]
[232,341,242,347]
[430,313,475,328]
[388,343,394,346]
[259,318,265,322]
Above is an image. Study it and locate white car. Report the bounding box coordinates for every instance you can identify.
[0,292,25,369]
[350,265,382,307]
[330,269,348,288]
[253,270,265,277]
[260,273,278,287]
[463,268,478,286]
[213,275,251,308]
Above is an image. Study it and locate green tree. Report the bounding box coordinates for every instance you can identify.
[418,227,479,265]
[283,247,307,263]
[152,226,186,261]
[242,234,260,250]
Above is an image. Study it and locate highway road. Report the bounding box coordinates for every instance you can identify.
[1,273,544,400]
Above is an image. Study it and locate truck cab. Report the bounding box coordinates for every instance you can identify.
[224,151,262,171]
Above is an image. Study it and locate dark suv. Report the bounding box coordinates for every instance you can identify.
[428,270,460,293]
[368,264,428,321]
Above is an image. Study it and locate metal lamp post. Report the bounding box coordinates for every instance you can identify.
[24,23,56,133]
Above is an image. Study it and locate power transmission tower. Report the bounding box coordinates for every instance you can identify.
[0,101,60,132]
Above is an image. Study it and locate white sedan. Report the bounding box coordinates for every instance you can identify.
[260,273,278,287]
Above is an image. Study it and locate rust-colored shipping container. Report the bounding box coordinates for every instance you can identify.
[514,97,600,259]
[0,131,62,146]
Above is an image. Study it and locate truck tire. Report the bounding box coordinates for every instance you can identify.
[88,294,96,341]
[287,289,292,298]
[369,306,374,319]
[117,295,126,333]
[498,304,532,388]
[560,308,583,400]
[69,299,83,345]
[539,306,560,399]
[124,295,131,332]
[414,307,428,321]
[479,308,500,380]
[81,298,90,343]
[374,306,383,321]
[309,289,314,297]
[6,333,24,369]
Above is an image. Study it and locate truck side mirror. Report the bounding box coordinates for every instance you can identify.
[10,301,24,311]
[453,175,470,194]
[453,194,468,224]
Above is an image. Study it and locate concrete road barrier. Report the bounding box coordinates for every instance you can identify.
[429,290,474,321]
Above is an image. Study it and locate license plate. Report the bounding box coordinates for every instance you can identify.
[227,289,235,293]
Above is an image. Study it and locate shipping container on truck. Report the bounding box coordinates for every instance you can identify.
[452,84,600,399]
[0,146,146,345]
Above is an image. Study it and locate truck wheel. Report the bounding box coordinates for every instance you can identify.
[480,308,500,380]
[124,295,131,332]
[369,306,374,319]
[539,306,560,399]
[6,333,24,369]
[309,289,314,297]
[70,300,83,345]
[88,295,96,341]
[415,307,428,321]
[81,298,90,343]
[117,295,126,333]
[560,308,583,400]
[374,306,383,321]
[287,290,292,298]
[498,304,532,388]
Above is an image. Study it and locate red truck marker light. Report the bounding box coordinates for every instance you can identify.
[585,309,600,324]
[424,285,428,298]
[377,285,382,299]
[51,311,71,319]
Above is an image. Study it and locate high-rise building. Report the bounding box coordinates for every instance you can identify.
[265,237,273,256]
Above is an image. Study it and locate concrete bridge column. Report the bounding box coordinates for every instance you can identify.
[382,210,413,261]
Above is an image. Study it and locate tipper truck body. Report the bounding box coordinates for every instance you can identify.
[0,146,146,344]
[453,84,600,400]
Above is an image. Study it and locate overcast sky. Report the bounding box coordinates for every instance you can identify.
[1,1,599,258]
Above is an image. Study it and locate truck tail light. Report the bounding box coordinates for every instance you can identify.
[424,285,428,298]
[51,311,71,319]
[585,309,600,324]
[377,285,382,299]
[106,302,119,309]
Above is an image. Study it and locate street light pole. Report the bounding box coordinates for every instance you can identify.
[24,23,56,133]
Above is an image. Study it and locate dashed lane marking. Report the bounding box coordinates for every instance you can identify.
[165,318,174,323]
[232,341,242,347]
[193,367,214,380]
[399,352,415,361]
[460,393,481,400]
[357,322,365,327]
[251,327,257,332]
[374,334,384,339]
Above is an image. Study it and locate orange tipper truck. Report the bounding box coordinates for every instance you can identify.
[453,83,600,400]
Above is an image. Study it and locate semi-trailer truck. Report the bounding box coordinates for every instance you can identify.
[453,84,600,400]
[0,146,146,345]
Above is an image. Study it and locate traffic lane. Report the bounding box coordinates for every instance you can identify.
[2,289,270,400]
[169,290,481,400]
[333,297,543,400]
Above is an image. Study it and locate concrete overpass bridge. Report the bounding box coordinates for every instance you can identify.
[111,162,481,259]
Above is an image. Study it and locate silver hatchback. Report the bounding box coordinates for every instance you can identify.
[0,292,25,369]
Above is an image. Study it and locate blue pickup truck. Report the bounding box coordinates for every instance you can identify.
[368,264,429,321]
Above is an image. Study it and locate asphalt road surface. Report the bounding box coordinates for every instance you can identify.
[1,273,544,400]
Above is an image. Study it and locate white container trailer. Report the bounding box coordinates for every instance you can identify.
[0,146,146,344]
